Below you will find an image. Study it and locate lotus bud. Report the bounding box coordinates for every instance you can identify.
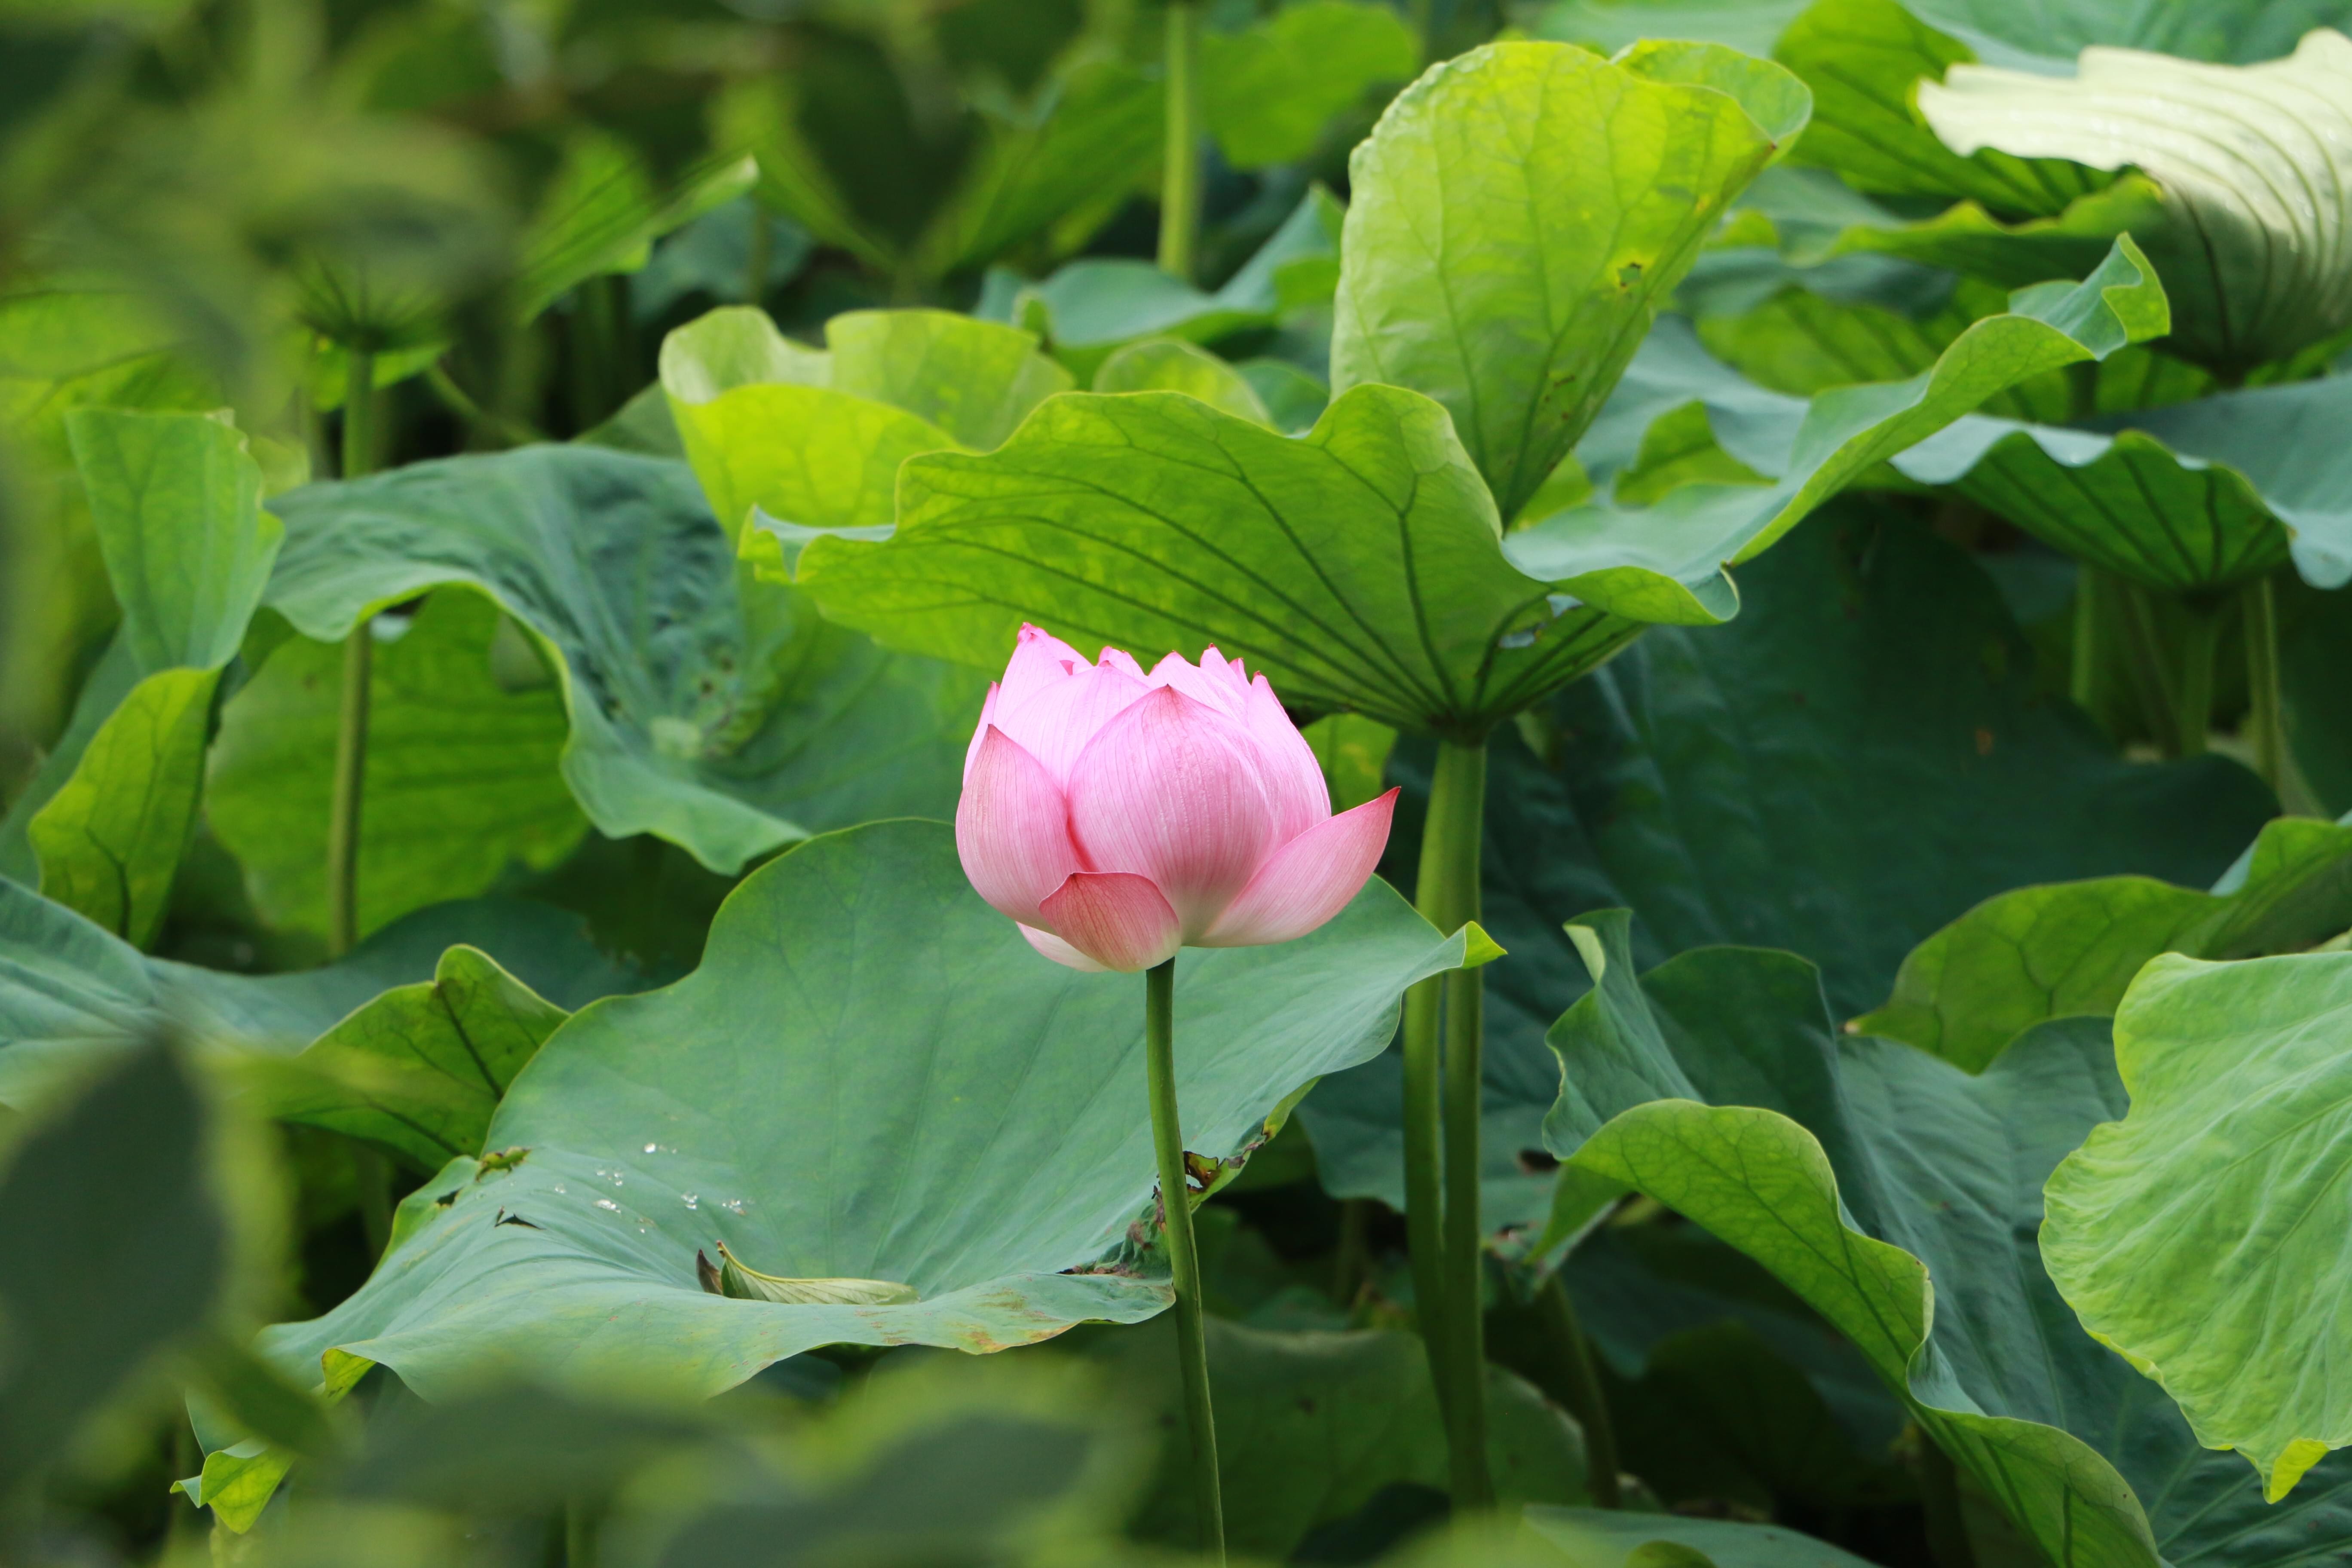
[955,625,1399,972]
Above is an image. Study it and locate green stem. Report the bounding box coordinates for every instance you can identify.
[2069,563,2100,715]
[353,1142,392,1259]
[1531,1273,1620,1507]
[2244,574,2285,796]
[2172,601,2221,758]
[565,1498,598,1568]
[1332,1196,1372,1307]
[2114,582,2180,756]
[426,361,543,448]
[1147,958,1225,1563]
[328,348,377,958]
[1918,1430,1979,1568]
[1158,0,1204,284]
[1410,738,1494,1507]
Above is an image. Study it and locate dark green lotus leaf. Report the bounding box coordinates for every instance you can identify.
[1855,814,2352,1069]
[0,873,633,1111]
[1542,913,2352,1568]
[258,820,1464,1401]
[1101,1315,1585,1557]
[206,591,587,943]
[1296,509,2269,1231]
[2043,949,2352,1501]
[0,1041,230,1484]
[256,445,983,874]
[2284,585,2352,817]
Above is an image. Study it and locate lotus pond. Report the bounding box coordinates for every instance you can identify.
[5,1,2352,1565]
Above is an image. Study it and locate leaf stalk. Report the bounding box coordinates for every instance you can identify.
[2244,573,2285,796]
[1146,957,1225,1562]
[1158,0,1204,285]
[328,347,377,958]
[1406,738,1495,1506]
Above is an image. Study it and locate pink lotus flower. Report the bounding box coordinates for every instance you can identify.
[956,625,1400,972]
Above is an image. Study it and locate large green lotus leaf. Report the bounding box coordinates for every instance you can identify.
[1918,31,2352,372]
[18,412,284,943]
[205,591,587,941]
[65,410,281,674]
[1526,1507,1879,1568]
[1329,40,1807,520]
[256,445,983,874]
[2043,949,2352,1502]
[1543,916,2352,1567]
[1856,814,2352,1069]
[796,383,1653,737]
[242,945,568,1171]
[1101,1316,1585,1557]
[259,820,1464,1400]
[1295,510,2271,1232]
[1200,0,1419,169]
[1770,0,2111,216]
[1893,374,2352,590]
[1010,186,1344,380]
[514,134,756,322]
[1510,237,2167,581]
[0,874,634,1110]
[27,666,214,949]
[660,306,1069,549]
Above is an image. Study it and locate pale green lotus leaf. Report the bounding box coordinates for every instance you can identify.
[2044,949,2352,1501]
[1091,339,1274,426]
[1331,40,1807,519]
[1918,29,2352,371]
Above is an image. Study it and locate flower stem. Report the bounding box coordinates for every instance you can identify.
[1404,738,1494,1507]
[327,347,377,957]
[2244,573,2285,796]
[2172,599,2221,758]
[1532,1272,1619,1507]
[1158,0,1204,285]
[1147,957,1225,1562]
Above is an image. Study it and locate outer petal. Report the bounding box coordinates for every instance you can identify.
[999,623,1088,711]
[1017,922,1109,973]
[1243,673,1329,842]
[955,727,1079,927]
[1038,872,1183,972]
[1065,686,1279,939]
[1200,789,1399,948]
[991,658,1151,787]
[961,681,1001,784]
